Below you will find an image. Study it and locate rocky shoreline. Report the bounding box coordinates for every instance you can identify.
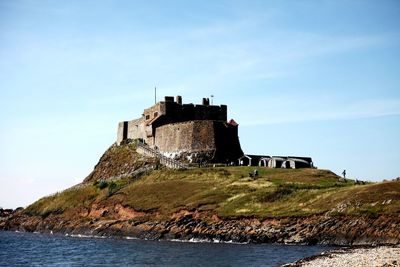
[1,209,399,246]
[2,208,399,266]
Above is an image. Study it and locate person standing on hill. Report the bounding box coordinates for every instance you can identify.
[342,170,346,178]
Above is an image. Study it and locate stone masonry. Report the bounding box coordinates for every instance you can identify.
[117,96,243,163]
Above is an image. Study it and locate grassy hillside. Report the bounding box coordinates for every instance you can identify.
[25,166,400,220]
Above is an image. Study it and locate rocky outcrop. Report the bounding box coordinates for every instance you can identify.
[1,209,399,245]
[0,208,22,218]
[83,143,156,183]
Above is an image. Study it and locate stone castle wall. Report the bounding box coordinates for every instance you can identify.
[116,96,243,162]
[154,120,243,162]
[154,121,216,155]
[117,118,148,145]
[117,98,228,146]
[117,122,125,145]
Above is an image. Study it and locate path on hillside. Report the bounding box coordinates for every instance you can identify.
[136,142,188,169]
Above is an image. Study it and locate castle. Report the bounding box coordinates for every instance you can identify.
[117,96,243,163]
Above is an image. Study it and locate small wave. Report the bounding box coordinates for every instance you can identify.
[64,233,245,244]
[169,237,209,243]
[125,236,139,240]
[168,237,246,245]
[69,234,94,238]
[187,237,212,243]
[66,233,109,239]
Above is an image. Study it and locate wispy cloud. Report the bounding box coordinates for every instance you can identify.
[239,97,400,126]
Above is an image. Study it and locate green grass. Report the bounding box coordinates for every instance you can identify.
[25,185,98,217]
[23,166,400,220]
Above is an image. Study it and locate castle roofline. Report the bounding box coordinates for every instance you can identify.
[148,95,225,109]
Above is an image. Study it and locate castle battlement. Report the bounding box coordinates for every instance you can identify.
[141,96,227,125]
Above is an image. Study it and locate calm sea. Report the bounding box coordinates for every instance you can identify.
[0,231,334,266]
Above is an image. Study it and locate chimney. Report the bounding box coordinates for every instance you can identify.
[176,95,182,105]
[164,96,174,102]
[202,98,210,106]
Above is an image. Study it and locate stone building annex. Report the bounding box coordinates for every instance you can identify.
[117,95,313,168]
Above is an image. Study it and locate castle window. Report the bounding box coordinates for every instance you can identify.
[154,112,158,118]
[145,115,150,120]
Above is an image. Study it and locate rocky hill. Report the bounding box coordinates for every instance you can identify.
[83,142,157,183]
[1,142,399,245]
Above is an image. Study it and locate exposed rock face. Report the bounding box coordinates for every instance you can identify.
[0,208,18,218]
[1,209,399,245]
[83,143,156,183]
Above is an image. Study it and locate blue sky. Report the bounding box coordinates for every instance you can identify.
[1,0,399,208]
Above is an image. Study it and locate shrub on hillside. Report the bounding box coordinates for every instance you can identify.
[96,180,108,189]
[108,182,119,196]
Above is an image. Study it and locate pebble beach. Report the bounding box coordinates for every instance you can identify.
[284,246,400,267]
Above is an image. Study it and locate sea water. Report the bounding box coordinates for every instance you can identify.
[0,231,334,266]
